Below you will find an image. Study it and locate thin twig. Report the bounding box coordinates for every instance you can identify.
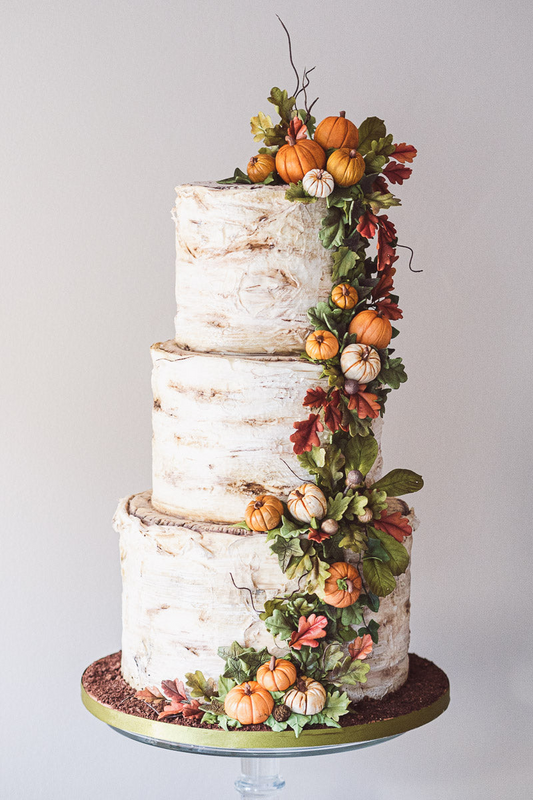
[229,572,261,614]
[276,15,299,98]
[280,458,308,483]
[396,243,422,273]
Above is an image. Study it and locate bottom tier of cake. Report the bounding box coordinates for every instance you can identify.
[115,492,416,702]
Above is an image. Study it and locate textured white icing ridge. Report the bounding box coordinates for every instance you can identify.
[116,491,416,700]
[172,183,333,355]
[150,339,384,524]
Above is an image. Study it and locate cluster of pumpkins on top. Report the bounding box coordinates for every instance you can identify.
[224,656,328,726]
[247,110,364,193]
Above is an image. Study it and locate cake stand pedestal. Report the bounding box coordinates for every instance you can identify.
[82,654,449,799]
[107,724,402,798]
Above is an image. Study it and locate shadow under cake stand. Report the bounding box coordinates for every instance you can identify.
[82,652,449,798]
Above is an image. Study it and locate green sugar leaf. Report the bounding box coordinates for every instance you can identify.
[344,433,379,476]
[285,181,318,204]
[370,528,410,576]
[363,558,396,597]
[326,492,353,521]
[357,117,387,156]
[371,468,424,496]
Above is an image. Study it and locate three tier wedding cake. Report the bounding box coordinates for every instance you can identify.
[113,85,424,734]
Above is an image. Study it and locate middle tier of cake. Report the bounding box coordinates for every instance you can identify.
[151,339,384,524]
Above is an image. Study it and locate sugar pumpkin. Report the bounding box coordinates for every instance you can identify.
[284,676,326,715]
[247,154,276,184]
[245,495,284,532]
[287,483,327,523]
[340,343,381,383]
[305,330,339,361]
[276,139,326,184]
[327,147,365,187]
[331,283,359,310]
[348,309,392,349]
[314,111,359,151]
[323,562,362,608]
[256,656,297,692]
[224,681,274,725]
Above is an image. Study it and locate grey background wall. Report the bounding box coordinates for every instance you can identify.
[1,1,532,797]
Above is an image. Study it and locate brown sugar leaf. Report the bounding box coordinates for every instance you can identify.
[289,613,328,650]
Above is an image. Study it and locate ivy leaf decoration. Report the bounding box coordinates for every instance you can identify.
[185,671,217,699]
[321,642,346,673]
[285,181,317,204]
[363,558,396,597]
[357,117,387,156]
[370,528,410,575]
[267,87,295,124]
[306,555,331,595]
[270,535,304,572]
[278,515,309,539]
[217,168,253,185]
[344,434,379,477]
[371,469,424,496]
[216,676,236,700]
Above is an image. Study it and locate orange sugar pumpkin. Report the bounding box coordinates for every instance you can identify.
[224,681,274,725]
[314,111,359,151]
[323,562,362,608]
[247,154,276,183]
[276,139,326,184]
[348,309,392,349]
[331,283,359,310]
[305,330,339,361]
[256,656,297,692]
[245,495,284,532]
[327,148,365,187]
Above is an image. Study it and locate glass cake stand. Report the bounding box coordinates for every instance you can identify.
[82,663,450,799]
[111,725,402,797]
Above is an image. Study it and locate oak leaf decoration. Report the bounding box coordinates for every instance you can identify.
[290,413,324,454]
[372,175,389,195]
[391,143,418,163]
[375,297,403,321]
[348,634,373,660]
[181,698,203,719]
[323,389,343,432]
[308,527,332,544]
[286,117,308,143]
[383,161,412,185]
[250,112,274,142]
[357,210,379,239]
[303,387,328,409]
[289,613,328,650]
[373,510,413,542]
[372,265,396,301]
[347,384,381,419]
[135,686,163,702]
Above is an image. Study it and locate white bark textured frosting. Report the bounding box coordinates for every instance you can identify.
[116,492,416,699]
[172,183,332,355]
[151,339,384,523]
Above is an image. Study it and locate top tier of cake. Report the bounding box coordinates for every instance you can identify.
[173,183,332,355]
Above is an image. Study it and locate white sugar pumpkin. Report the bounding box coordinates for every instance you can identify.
[340,343,381,383]
[284,676,326,715]
[302,168,335,198]
[287,483,327,522]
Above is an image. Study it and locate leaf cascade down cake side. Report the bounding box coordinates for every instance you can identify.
[115,81,424,734]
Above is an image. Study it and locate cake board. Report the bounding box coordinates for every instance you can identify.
[82,652,449,798]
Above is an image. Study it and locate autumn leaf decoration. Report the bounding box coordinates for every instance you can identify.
[290,413,324,454]
[373,510,413,542]
[157,679,203,720]
[135,686,165,711]
[391,143,418,163]
[348,634,373,661]
[286,117,307,144]
[347,384,381,420]
[289,614,328,650]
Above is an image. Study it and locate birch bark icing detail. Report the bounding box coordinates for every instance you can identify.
[116,492,415,701]
[173,183,332,355]
[150,339,383,523]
